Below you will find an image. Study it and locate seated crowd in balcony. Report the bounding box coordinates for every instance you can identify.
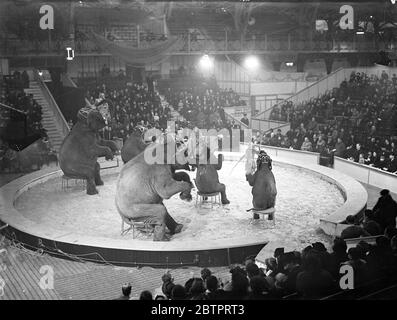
[164,86,246,129]
[266,71,397,173]
[84,78,246,143]
[85,82,170,141]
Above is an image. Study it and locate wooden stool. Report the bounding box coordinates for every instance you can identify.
[195,191,221,208]
[248,207,276,226]
[61,175,86,190]
[120,217,155,239]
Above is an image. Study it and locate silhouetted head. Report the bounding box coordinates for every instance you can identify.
[205,276,219,292]
[121,283,132,297]
[171,285,187,300]
[139,290,153,300]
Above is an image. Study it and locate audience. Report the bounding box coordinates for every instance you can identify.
[164,86,245,129]
[340,215,370,240]
[265,71,397,173]
[130,213,397,300]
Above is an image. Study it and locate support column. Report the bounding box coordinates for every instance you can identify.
[325,56,334,74]
[137,25,140,48]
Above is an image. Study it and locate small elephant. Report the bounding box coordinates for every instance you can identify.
[59,107,119,195]
[246,151,277,219]
[115,143,193,241]
[193,147,230,205]
[15,138,50,172]
[121,128,148,164]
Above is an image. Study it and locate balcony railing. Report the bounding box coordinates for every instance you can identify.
[1,34,395,56]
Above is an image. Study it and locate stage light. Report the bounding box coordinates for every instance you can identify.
[199,54,213,70]
[391,0,396,5]
[38,71,43,76]
[286,62,294,67]
[244,55,260,71]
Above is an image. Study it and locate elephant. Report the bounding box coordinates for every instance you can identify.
[0,138,53,173]
[193,147,230,205]
[121,131,194,195]
[59,107,119,195]
[121,127,148,164]
[245,150,277,219]
[115,143,193,241]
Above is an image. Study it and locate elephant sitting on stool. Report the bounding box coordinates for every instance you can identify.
[194,147,230,205]
[59,107,119,195]
[246,151,277,219]
[115,143,193,241]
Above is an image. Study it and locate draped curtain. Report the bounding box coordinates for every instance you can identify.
[90,32,182,66]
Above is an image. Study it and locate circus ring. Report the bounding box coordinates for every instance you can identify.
[0,146,368,267]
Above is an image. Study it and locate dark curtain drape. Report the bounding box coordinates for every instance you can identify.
[90,32,182,66]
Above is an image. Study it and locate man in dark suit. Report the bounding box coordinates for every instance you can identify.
[373,189,397,231]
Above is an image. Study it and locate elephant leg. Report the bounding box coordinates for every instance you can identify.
[94,162,104,186]
[87,177,98,195]
[215,183,230,204]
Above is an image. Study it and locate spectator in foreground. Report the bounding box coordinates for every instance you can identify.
[247,276,273,300]
[373,189,397,231]
[362,209,382,236]
[341,247,369,287]
[296,253,335,299]
[171,285,187,300]
[161,272,175,299]
[200,268,212,284]
[139,290,153,300]
[205,275,226,300]
[228,268,249,300]
[189,278,206,300]
[340,215,371,239]
[114,283,132,300]
[329,238,348,278]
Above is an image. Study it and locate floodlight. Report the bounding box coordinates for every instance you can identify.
[244,56,260,71]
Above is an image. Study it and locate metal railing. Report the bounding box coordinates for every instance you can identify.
[2,36,395,56]
[32,69,70,139]
[224,110,249,129]
[0,102,27,115]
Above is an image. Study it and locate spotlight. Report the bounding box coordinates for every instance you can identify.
[199,54,213,70]
[356,31,365,35]
[286,62,294,67]
[391,0,396,4]
[38,71,43,76]
[244,55,260,71]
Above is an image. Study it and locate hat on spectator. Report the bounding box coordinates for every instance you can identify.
[380,189,390,196]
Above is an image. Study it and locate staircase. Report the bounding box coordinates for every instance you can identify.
[24,81,65,151]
